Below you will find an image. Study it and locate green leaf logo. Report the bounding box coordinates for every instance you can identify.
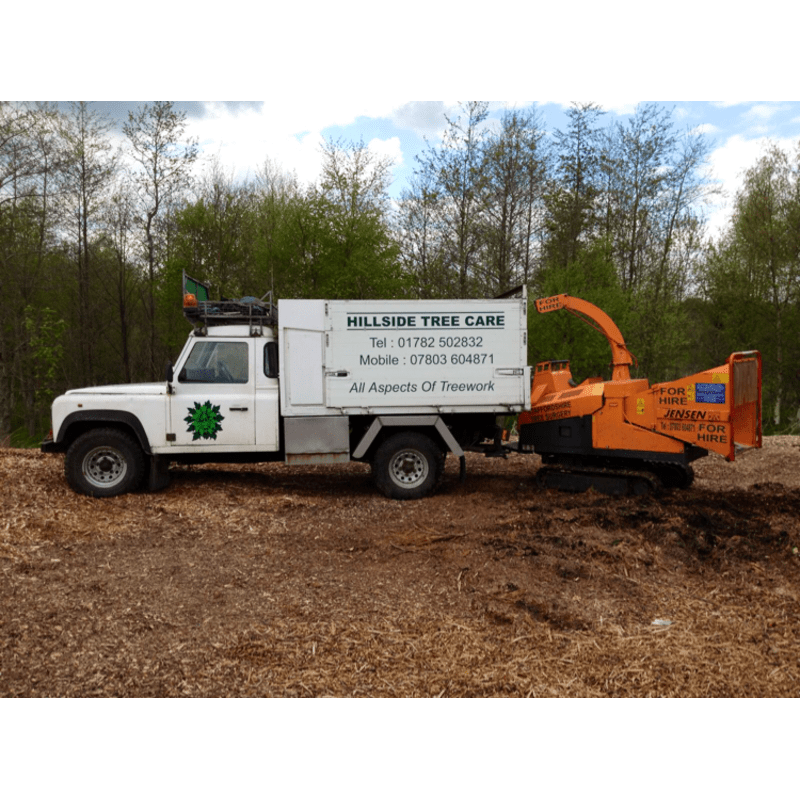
[184,400,225,440]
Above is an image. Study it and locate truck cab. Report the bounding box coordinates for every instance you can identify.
[168,325,279,453]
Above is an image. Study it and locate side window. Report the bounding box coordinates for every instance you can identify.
[264,340,279,379]
[179,341,249,383]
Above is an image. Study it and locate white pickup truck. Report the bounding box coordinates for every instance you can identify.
[42,276,530,500]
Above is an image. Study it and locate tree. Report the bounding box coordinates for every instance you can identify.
[251,157,299,299]
[57,102,118,385]
[313,137,403,298]
[478,107,547,295]
[98,181,144,383]
[599,104,716,379]
[169,157,254,296]
[414,101,490,296]
[541,102,605,275]
[0,102,43,206]
[123,102,198,378]
[602,104,712,293]
[396,168,448,298]
[700,141,800,427]
[0,103,67,443]
[529,238,632,382]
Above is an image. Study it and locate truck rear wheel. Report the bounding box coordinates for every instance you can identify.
[65,428,145,497]
[373,432,443,500]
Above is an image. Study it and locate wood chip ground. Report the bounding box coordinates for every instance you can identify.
[2,437,799,697]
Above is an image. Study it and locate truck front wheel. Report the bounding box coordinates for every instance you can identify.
[65,428,146,497]
[373,432,443,500]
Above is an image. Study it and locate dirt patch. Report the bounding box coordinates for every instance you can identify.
[2,437,800,697]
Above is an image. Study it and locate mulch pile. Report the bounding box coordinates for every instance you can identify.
[2,438,799,696]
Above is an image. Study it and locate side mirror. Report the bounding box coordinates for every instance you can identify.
[165,361,174,394]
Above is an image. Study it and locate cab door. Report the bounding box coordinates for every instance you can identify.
[168,338,256,451]
[255,340,280,451]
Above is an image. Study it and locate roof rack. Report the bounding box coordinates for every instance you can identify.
[182,271,278,332]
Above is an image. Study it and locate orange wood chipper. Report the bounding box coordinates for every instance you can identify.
[517,294,762,495]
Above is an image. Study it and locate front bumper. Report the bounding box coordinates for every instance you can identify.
[41,434,62,453]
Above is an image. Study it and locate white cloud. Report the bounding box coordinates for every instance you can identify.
[391,102,452,137]
[537,100,640,116]
[597,101,640,116]
[366,136,403,165]
[495,100,536,110]
[743,103,786,122]
[182,101,413,187]
[705,133,798,237]
[692,123,720,135]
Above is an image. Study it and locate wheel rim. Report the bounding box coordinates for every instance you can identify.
[82,446,128,489]
[389,448,429,489]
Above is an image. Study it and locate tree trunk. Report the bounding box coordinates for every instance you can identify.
[0,348,11,446]
[774,308,783,426]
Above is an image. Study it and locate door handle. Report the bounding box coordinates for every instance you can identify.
[229,406,249,411]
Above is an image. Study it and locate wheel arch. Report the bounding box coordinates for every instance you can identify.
[54,411,152,455]
[352,415,463,463]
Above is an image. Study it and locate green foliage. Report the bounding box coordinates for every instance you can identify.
[314,138,405,299]
[22,305,66,408]
[543,102,605,271]
[697,142,800,428]
[167,198,250,294]
[627,289,691,382]
[529,239,632,381]
[306,192,405,299]
[156,254,196,358]
[404,103,547,298]
[535,104,716,387]
[163,144,406,321]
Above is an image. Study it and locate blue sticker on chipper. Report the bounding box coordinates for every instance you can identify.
[695,383,726,403]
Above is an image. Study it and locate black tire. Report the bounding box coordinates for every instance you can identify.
[436,450,447,483]
[372,432,443,500]
[65,428,146,497]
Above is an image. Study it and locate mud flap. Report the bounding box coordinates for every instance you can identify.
[147,455,171,492]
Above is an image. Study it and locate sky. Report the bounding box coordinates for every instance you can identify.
[69,99,800,240]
